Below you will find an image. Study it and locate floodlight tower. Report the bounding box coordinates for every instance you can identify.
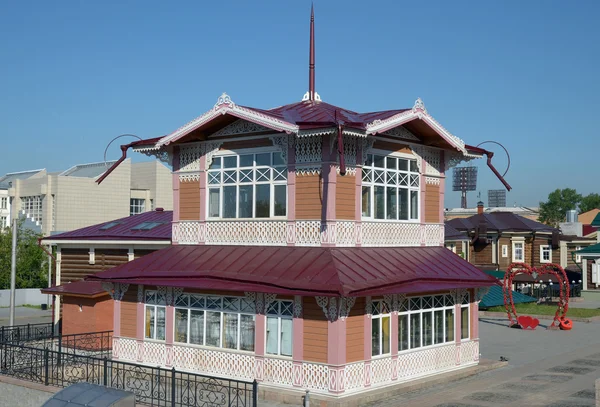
[452,167,478,209]
[488,189,506,208]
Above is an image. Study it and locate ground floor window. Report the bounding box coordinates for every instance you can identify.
[174,294,255,351]
[460,291,470,340]
[372,300,391,356]
[266,300,293,357]
[145,290,166,340]
[398,294,455,352]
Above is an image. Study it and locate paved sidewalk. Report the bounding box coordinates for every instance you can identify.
[0,307,52,326]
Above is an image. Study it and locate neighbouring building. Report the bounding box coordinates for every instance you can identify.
[444,224,469,262]
[6,159,172,236]
[575,213,600,300]
[445,205,539,222]
[57,9,513,404]
[41,209,172,335]
[0,169,43,230]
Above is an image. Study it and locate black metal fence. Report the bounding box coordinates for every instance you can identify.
[0,328,257,407]
[0,322,54,344]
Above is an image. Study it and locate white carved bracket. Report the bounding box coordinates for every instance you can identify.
[270,135,289,163]
[157,286,184,306]
[475,287,490,304]
[315,296,356,322]
[254,292,277,314]
[102,282,130,301]
[137,285,144,303]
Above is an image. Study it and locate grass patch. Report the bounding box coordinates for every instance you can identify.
[485,303,600,318]
[20,304,42,310]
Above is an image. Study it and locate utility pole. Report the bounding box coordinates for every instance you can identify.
[9,218,17,326]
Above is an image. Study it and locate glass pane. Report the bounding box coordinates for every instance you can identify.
[223,297,239,311]
[374,155,385,168]
[365,154,373,167]
[239,154,253,167]
[423,311,433,346]
[386,187,397,220]
[256,184,270,218]
[410,160,418,172]
[386,157,397,170]
[190,310,204,345]
[175,294,189,308]
[206,311,221,347]
[273,152,285,165]
[206,297,221,310]
[208,171,220,185]
[240,314,255,351]
[382,316,390,354]
[156,307,166,341]
[256,153,271,166]
[371,318,381,356]
[410,313,421,349]
[362,186,371,217]
[399,314,408,351]
[398,159,408,171]
[281,318,293,357]
[446,308,454,342]
[461,306,469,339]
[266,317,279,355]
[238,185,253,218]
[175,309,188,343]
[223,186,237,218]
[209,157,221,170]
[222,313,239,349]
[411,190,418,220]
[281,301,293,316]
[374,186,385,219]
[409,297,421,311]
[434,310,444,344]
[209,189,220,217]
[223,156,237,169]
[399,189,409,220]
[145,306,155,339]
[274,185,287,216]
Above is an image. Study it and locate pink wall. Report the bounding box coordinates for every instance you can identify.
[172,147,180,223]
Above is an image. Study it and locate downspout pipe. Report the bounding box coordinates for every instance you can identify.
[96,142,137,185]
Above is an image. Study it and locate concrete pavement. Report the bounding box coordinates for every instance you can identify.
[0,306,52,326]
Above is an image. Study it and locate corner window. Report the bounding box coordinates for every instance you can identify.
[540,245,552,263]
[130,198,146,216]
[145,291,166,340]
[512,241,524,262]
[362,153,419,221]
[398,294,455,352]
[266,300,293,357]
[460,292,470,340]
[371,300,391,356]
[207,151,287,219]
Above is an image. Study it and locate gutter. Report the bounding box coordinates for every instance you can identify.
[96,140,140,185]
[465,145,512,191]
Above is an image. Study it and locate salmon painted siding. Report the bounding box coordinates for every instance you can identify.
[336,174,356,220]
[296,174,322,220]
[179,179,200,220]
[425,184,440,223]
[303,297,328,363]
[120,289,137,338]
[346,297,365,363]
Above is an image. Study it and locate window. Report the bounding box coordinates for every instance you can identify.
[1,197,7,209]
[575,246,582,263]
[371,300,391,356]
[0,216,6,229]
[362,153,419,221]
[398,294,455,352]
[460,291,470,340]
[145,291,166,340]
[512,241,524,262]
[446,243,456,253]
[540,245,551,263]
[130,198,146,216]
[502,245,508,258]
[266,300,293,357]
[207,151,287,219]
[21,196,43,226]
[150,199,155,211]
[174,294,255,351]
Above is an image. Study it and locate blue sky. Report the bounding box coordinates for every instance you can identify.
[1,1,598,208]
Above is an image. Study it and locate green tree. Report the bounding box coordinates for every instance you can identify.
[579,193,600,214]
[0,220,47,289]
[539,188,582,227]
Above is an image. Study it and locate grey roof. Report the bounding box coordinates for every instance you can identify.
[445,223,468,241]
[0,169,44,189]
[448,212,557,234]
[59,161,116,178]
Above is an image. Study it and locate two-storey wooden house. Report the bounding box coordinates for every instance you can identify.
[85,10,505,403]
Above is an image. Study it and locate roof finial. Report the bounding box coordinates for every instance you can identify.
[308,4,315,101]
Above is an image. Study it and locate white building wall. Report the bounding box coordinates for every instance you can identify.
[0,189,10,229]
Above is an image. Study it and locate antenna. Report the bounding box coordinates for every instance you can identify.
[452,167,478,209]
[309,4,315,101]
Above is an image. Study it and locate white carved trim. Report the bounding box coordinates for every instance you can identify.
[302,91,322,101]
[137,285,144,303]
[270,135,289,163]
[295,165,321,176]
[298,128,334,137]
[425,176,441,185]
[203,140,224,169]
[339,297,356,321]
[360,137,376,166]
[211,119,272,137]
[102,282,129,301]
[179,172,201,182]
[365,296,373,319]
[179,142,202,172]
[476,287,490,304]
[381,126,420,141]
[294,296,302,318]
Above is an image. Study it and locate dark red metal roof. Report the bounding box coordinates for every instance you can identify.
[42,281,106,298]
[87,245,497,297]
[448,212,557,234]
[43,210,173,241]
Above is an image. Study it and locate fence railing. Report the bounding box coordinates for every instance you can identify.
[0,322,54,344]
[0,339,257,407]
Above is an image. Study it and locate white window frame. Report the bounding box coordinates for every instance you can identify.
[21,195,43,225]
[540,245,552,263]
[130,198,146,216]
[459,291,470,341]
[371,300,391,357]
[266,300,294,357]
[1,197,7,209]
[512,240,525,262]
[0,216,6,229]
[174,294,256,352]
[447,243,456,253]
[398,293,456,353]
[502,245,508,258]
[575,246,582,263]
[145,290,166,341]
[361,150,420,222]
[207,148,288,220]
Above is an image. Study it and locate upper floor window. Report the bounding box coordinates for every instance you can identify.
[540,245,552,263]
[1,197,7,209]
[130,198,145,216]
[512,240,524,262]
[362,153,419,221]
[21,196,43,225]
[0,216,7,229]
[207,151,287,219]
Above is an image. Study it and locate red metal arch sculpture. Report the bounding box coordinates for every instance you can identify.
[503,262,570,329]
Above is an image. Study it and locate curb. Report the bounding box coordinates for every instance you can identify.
[479,311,600,323]
[0,375,59,394]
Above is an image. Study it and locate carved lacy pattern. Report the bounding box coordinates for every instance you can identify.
[336,221,355,247]
[102,283,129,301]
[344,362,365,392]
[264,358,294,386]
[294,296,302,318]
[397,343,456,380]
[172,222,203,245]
[295,221,321,246]
[381,126,420,141]
[179,172,200,183]
[316,296,356,321]
[461,341,479,363]
[179,143,202,172]
[476,287,490,303]
[210,119,272,137]
[203,140,224,169]
[205,221,287,245]
[302,363,329,392]
[172,345,255,380]
[295,135,322,165]
[270,135,289,163]
[254,293,277,314]
[371,357,393,385]
[425,176,441,185]
[137,285,144,303]
[360,222,422,247]
[139,149,171,165]
[360,137,376,166]
[413,146,442,176]
[144,341,167,366]
[425,223,445,246]
[116,338,137,362]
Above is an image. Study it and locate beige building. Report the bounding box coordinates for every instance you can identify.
[6,159,172,235]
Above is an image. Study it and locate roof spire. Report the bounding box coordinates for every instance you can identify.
[309,4,315,101]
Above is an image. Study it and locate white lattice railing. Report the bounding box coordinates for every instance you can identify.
[263,358,294,386]
[173,220,445,247]
[460,340,479,364]
[172,345,255,380]
[397,343,456,380]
